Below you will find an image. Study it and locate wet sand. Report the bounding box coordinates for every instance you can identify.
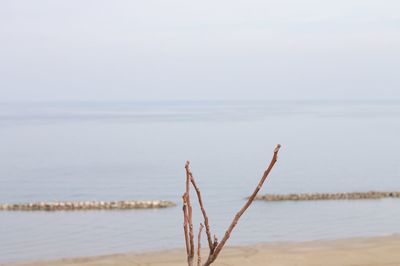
[5,235,400,266]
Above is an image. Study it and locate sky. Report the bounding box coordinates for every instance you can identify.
[1,0,400,102]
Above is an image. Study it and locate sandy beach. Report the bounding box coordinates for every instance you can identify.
[5,235,400,266]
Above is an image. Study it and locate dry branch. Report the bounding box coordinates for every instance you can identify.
[182,144,281,266]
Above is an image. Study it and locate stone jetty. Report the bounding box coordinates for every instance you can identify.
[0,200,176,211]
[255,191,400,202]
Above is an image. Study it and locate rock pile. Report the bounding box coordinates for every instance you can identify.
[0,200,176,211]
[255,191,400,202]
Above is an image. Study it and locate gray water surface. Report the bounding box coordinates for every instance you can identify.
[0,100,399,263]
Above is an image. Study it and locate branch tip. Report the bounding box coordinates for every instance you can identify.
[274,144,281,153]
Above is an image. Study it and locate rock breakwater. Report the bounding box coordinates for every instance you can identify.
[255,191,400,202]
[0,200,176,211]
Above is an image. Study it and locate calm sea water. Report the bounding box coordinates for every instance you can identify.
[0,100,399,263]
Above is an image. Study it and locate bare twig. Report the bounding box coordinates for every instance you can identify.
[197,223,204,266]
[186,162,214,253]
[203,144,281,265]
[185,162,195,266]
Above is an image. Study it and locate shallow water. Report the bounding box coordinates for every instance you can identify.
[0,100,399,263]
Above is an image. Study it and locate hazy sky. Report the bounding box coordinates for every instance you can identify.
[1,0,399,102]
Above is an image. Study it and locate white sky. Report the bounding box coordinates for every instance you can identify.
[1,0,399,101]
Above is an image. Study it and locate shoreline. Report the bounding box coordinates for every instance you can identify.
[4,234,400,266]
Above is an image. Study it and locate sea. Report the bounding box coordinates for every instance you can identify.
[0,100,399,263]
